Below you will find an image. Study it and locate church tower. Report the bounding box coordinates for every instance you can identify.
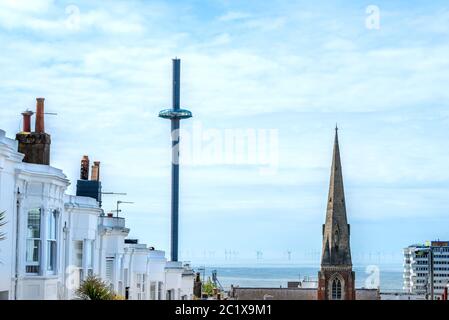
[317,127,355,300]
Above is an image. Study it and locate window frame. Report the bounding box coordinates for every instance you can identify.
[157,281,163,300]
[73,240,84,283]
[331,277,342,300]
[135,273,146,300]
[46,209,58,273]
[105,257,114,285]
[26,208,42,275]
[84,239,94,277]
[150,282,156,300]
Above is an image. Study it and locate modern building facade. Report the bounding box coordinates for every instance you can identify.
[0,98,194,300]
[403,241,449,298]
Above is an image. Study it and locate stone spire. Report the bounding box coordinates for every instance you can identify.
[321,126,352,267]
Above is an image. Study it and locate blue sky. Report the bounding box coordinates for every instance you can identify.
[1,0,449,266]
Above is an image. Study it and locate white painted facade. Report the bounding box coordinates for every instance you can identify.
[15,163,69,299]
[0,128,194,300]
[0,129,24,300]
[165,261,195,300]
[0,129,70,300]
[97,214,129,296]
[147,249,168,300]
[64,195,103,300]
[121,242,194,300]
[122,242,161,300]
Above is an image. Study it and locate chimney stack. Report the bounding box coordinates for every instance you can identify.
[76,158,102,206]
[35,98,45,133]
[193,272,202,299]
[16,97,51,165]
[21,110,34,133]
[91,161,100,181]
[80,155,90,180]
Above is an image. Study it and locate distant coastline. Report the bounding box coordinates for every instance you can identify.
[193,264,403,292]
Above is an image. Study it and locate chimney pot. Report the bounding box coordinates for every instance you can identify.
[35,98,45,133]
[91,161,100,181]
[21,110,34,133]
[80,155,90,180]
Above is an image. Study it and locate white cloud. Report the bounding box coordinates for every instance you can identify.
[218,11,251,22]
[244,16,286,31]
[0,0,53,12]
[81,9,144,34]
[208,33,231,46]
[0,2,144,35]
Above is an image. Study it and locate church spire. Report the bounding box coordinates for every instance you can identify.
[321,127,352,266]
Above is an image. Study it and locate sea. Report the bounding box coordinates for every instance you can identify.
[193,264,404,292]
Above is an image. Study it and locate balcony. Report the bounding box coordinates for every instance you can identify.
[99,215,126,229]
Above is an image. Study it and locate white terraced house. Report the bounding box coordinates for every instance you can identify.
[403,241,449,298]
[0,98,194,300]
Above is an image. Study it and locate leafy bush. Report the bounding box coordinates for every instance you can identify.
[202,277,217,297]
[75,275,115,300]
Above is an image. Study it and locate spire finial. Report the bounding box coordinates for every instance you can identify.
[335,123,338,132]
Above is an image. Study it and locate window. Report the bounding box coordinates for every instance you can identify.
[106,258,114,284]
[157,282,163,300]
[331,278,342,300]
[73,241,83,268]
[136,274,141,300]
[47,210,58,272]
[135,274,146,300]
[124,268,129,288]
[166,289,174,300]
[150,282,156,300]
[73,241,83,281]
[85,240,94,276]
[26,208,41,274]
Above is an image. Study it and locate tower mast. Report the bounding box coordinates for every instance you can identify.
[159,59,192,262]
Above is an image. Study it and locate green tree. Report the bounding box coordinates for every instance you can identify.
[75,275,115,300]
[202,277,217,297]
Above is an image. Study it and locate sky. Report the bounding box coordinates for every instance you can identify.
[0,0,449,267]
